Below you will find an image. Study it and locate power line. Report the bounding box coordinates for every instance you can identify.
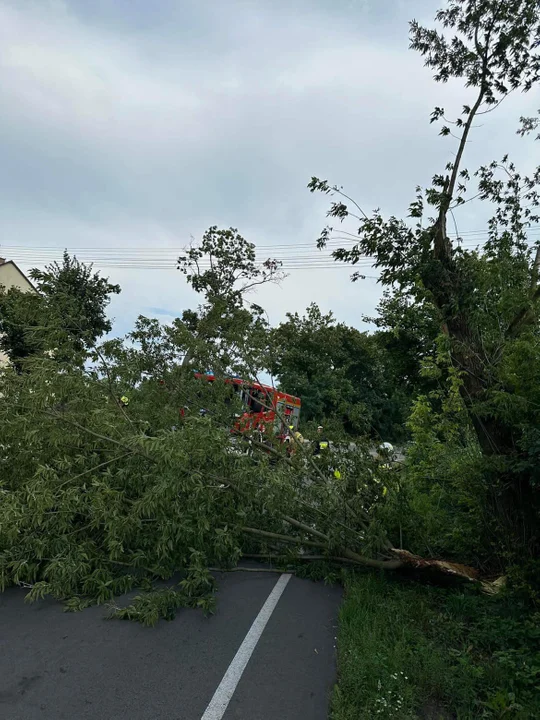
[4,239,539,265]
[2,226,539,257]
[4,250,373,261]
[81,265,380,276]
[3,228,539,274]
[4,229,540,251]
[5,254,376,267]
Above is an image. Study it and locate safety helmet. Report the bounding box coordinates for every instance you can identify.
[120,396,129,406]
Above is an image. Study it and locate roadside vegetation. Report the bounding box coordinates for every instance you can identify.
[1,0,540,718]
[333,573,540,720]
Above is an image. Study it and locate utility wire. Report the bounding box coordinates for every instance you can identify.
[2,228,538,257]
[1,227,539,258]
[3,228,539,274]
[4,239,539,265]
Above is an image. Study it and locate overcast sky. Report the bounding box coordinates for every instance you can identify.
[1,0,539,337]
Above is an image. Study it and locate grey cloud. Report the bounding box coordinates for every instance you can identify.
[1,0,538,338]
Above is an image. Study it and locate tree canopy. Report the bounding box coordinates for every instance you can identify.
[0,251,120,369]
[269,303,410,441]
[176,226,283,374]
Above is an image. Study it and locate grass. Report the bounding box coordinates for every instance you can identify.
[331,572,540,720]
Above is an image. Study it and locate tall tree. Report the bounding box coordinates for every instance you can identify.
[29,251,121,350]
[177,226,283,376]
[310,0,540,548]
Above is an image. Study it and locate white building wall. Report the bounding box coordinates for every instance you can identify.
[0,260,36,367]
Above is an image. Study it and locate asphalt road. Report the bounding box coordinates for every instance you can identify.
[0,568,342,720]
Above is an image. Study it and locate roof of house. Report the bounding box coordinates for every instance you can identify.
[0,260,38,292]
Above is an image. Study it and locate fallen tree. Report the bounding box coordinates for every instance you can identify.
[0,319,497,625]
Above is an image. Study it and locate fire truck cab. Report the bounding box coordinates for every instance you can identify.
[195,374,301,439]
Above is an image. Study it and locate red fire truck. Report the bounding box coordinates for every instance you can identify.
[194,373,301,439]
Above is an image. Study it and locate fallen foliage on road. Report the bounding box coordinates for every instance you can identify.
[0,343,412,624]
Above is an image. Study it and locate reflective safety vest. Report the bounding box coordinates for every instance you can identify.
[314,439,329,457]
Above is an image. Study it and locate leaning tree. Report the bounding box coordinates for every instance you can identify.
[310,0,540,554]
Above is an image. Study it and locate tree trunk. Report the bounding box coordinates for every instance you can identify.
[421,249,538,552]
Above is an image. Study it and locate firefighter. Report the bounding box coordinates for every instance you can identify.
[313,425,329,456]
[285,425,303,456]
